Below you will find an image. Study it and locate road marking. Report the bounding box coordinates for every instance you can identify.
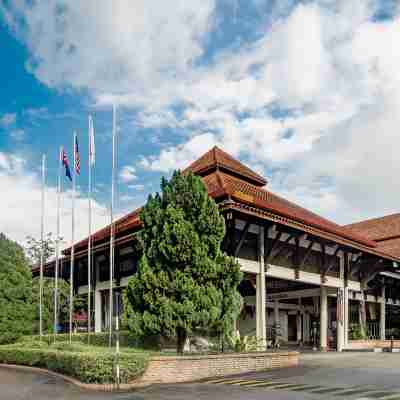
[273,384,309,390]
[311,387,349,394]
[334,388,380,396]
[364,392,399,399]
[246,381,289,388]
[290,385,324,392]
[203,378,246,384]
[230,380,264,386]
[214,379,253,385]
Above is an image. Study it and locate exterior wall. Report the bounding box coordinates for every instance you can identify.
[136,352,299,384]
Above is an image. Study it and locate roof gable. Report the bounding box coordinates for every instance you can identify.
[185,146,267,187]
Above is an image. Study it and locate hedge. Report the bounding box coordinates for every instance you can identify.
[20,331,141,348]
[0,343,149,384]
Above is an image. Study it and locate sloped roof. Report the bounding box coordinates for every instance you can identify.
[185,146,267,187]
[203,170,377,249]
[373,237,400,258]
[62,146,400,262]
[343,213,400,242]
[64,209,141,254]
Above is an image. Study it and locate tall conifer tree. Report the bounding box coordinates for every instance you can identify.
[124,171,242,353]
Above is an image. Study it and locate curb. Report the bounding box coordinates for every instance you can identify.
[0,364,149,392]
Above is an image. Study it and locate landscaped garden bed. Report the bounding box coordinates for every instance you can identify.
[0,333,299,388]
[0,336,150,384]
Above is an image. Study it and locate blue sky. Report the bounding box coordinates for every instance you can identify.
[1,0,400,246]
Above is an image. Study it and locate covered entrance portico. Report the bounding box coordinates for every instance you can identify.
[227,214,400,352]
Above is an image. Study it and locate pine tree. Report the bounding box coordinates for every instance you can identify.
[124,171,242,353]
[0,233,34,343]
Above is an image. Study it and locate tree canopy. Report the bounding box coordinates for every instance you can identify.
[124,171,242,353]
[25,232,59,266]
[0,233,34,343]
[32,277,70,333]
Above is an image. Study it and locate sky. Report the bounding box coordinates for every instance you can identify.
[1,0,400,248]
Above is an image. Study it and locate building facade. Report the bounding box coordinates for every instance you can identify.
[35,146,400,350]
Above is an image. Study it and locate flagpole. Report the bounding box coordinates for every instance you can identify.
[39,154,46,340]
[109,105,116,347]
[88,116,93,343]
[54,147,62,343]
[69,133,77,344]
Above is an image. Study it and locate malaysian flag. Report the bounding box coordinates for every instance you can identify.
[61,147,72,182]
[75,134,80,175]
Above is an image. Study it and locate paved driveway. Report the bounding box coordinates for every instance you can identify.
[3,352,400,400]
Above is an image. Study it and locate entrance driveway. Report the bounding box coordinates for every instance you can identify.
[3,352,400,400]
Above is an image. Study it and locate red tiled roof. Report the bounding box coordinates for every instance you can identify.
[63,209,141,254]
[62,147,400,261]
[343,213,400,242]
[203,171,377,249]
[373,237,400,258]
[185,146,267,187]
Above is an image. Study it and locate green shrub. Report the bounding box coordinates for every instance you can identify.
[227,331,259,352]
[19,331,143,348]
[0,343,149,384]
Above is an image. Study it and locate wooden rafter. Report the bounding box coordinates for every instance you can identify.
[265,230,283,264]
[270,234,295,261]
[298,240,315,270]
[361,258,385,288]
[321,245,341,277]
[233,221,251,257]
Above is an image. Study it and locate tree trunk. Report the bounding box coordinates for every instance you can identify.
[176,327,187,355]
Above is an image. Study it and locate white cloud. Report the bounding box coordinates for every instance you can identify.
[4,0,400,224]
[1,0,215,102]
[140,132,217,171]
[128,184,145,191]
[0,151,109,247]
[9,129,25,142]
[23,107,50,119]
[0,113,16,127]
[119,165,137,183]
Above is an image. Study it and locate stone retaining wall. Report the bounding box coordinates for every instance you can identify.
[348,340,400,350]
[135,351,299,385]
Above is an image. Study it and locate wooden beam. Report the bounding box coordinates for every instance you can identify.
[298,240,315,270]
[361,259,385,288]
[293,236,300,279]
[270,234,295,261]
[321,245,341,277]
[265,230,283,264]
[233,221,251,257]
